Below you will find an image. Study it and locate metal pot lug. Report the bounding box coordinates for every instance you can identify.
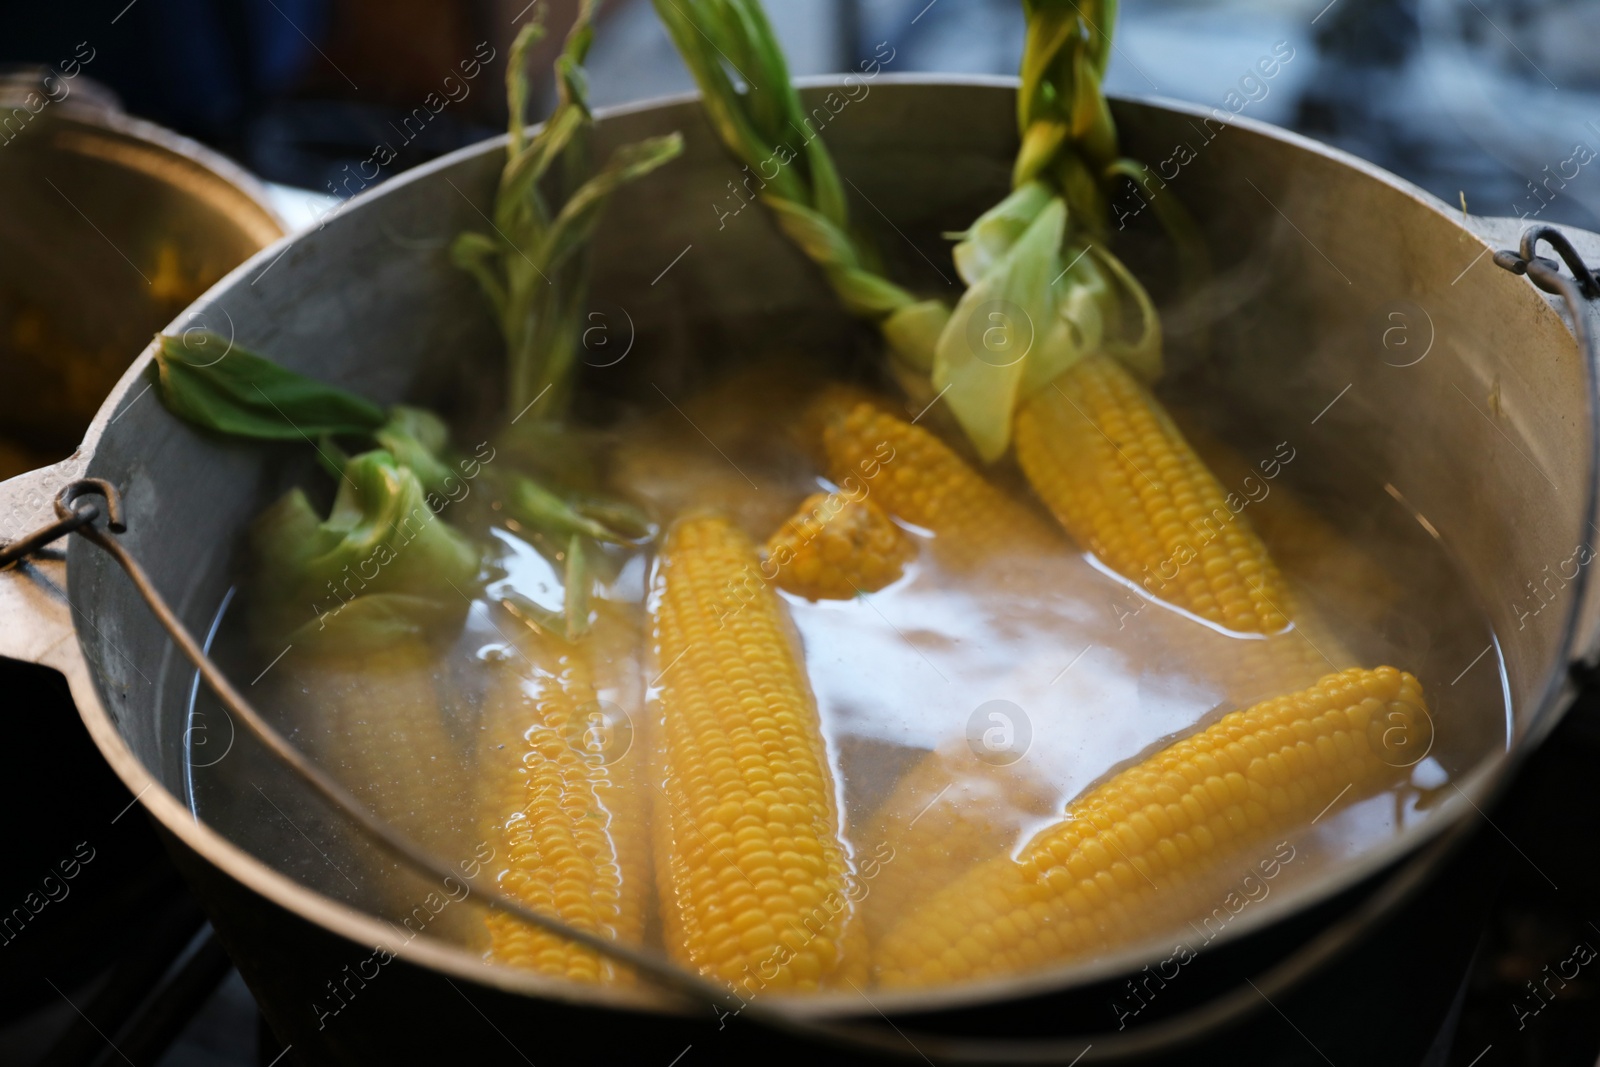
[0,457,88,670]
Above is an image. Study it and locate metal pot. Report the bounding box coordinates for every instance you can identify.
[0,67,285,476]
[1,77,1596,1063]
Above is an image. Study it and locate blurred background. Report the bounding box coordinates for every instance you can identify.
[4,1,1600,1064]
[5,0,1600,231]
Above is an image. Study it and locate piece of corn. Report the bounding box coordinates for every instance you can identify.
[480,609,648,982]
[276,641,480,943]
[861,748,1058,942]
[857,604,1357,943]
[812,389,1060,566]
[1216,608,1356,707]
[299,642,472,844]
[788,383,888,467]
[1179,415,1403,643]
[876,666,1429,986]
[766,491,915,600]
[1015,355,1289,633]
[650,515,866,991]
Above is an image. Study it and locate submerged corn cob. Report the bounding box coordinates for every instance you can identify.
[861,748,1057,942]
[279,641,479,943]
[766,491,915,600]
[1180,416,1403,642]
[1214,606,1357,707]
[859,604,1356,940]
[876,666,1429,986]
[811,389,1059,565]
[299,641,473,851]
[1015,355,1289,634]
[480,609,648,982]
[651,515,866,991]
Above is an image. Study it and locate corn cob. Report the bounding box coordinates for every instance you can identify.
[274,640,480,943]
[811,389,1060,566]
[296,641,473,852]
[1015,355,1289,634]
[766,491,915,601]
[858,603,1356,939]
[480,608,648,982]
[861,748,1058,943]
[1178,416,1403,644]
[650,515,866,991]
[876,666,1429,986]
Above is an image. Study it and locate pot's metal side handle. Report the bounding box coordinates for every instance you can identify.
[1466,217,1600,354]
[0,455,90,670]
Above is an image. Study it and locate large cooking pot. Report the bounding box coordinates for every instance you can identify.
[2,77,1597,1063]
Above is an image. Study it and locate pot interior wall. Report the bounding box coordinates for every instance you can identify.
[62,81,1590,997]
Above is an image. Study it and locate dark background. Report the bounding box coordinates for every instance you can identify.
[4,0,1600,231]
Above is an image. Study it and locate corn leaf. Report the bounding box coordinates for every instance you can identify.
[284,594,470,652]
[951,181,1055,287]
[563,533,591,640]
[250,451,480,645]
[154,332,384,440]
[456,3,682,422]
[504,474,636,545]
[536,134,686,274]
[933,198,1066,461]
[501,590,576,643]
[374,406,456,496]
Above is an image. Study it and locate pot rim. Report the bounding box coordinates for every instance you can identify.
[1,92,289,244]
[42,74,1598,1025]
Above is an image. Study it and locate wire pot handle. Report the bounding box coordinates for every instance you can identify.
[0,477,1523,1063]
[1498,226,1600,397]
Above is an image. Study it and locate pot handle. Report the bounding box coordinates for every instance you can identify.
[0,455,90,673]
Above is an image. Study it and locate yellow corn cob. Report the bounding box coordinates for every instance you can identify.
[876,666,1429,986]
[789,383,888,467]
[1179,416,1402,643]
[1015,355,1289,633]
[811,389,1060,565]
[296,642,469,841]
[275,640,479,944]
[766,491,915,600]
[480,608,648,982]
[857,605,1357,941]
[650,515,866,991]
[861,748,1058,942]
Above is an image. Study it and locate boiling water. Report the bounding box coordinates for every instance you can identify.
[186,368,1509,991]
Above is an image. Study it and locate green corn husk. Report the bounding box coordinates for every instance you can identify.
[453,4,683,424]
[249,450,481,649]
[652,0,1205,460]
